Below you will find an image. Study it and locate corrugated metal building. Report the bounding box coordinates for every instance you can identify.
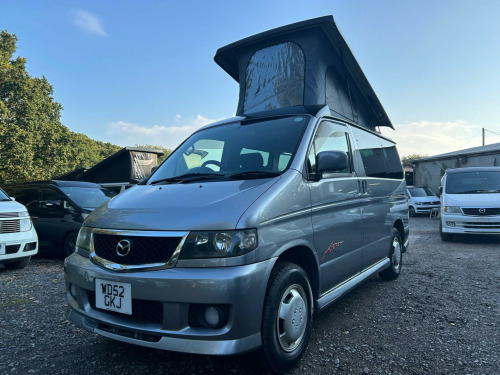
[412,143,500,192]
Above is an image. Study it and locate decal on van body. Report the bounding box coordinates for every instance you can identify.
[322,241,345,261]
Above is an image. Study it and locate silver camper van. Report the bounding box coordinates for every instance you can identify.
[65,16,409,373]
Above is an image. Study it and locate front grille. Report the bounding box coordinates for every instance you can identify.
[6,245,20,254]
[0,219,20,234]
[422,201,440,205]
[462,207,500,216]
[93,233,182,265]
[88,291,163,324]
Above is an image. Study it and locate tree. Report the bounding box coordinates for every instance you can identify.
[401,153,428,167]
[0,30,119,184]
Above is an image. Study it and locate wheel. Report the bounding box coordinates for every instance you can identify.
[379,228,403,281]
[3,257,30,270]
[63,232,78,257]
[261,262,313,373]
[409,206,416,217]
[439,221,453,242]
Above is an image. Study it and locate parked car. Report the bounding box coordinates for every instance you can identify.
[0,187,38,270]
[406,186,440,216]
[440,167,500,241]
[4,181,115,256]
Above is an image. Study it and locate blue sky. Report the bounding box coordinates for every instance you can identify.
[1,0,500,156]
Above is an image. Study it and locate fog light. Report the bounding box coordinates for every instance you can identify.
[446,221,456,227]
[69,284,77,298]
[204,306,222,328]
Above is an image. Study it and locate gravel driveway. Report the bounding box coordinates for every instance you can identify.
[1,217,498,374]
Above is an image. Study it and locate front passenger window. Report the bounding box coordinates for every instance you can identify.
[309,122,351,175]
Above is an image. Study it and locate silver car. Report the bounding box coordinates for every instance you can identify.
[65,16,409,373]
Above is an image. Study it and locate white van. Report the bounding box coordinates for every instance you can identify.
[0,187,38,269]
[440,167,500,241]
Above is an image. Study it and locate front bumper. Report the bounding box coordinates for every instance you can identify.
[0,227,38,262]
[413,204,440,214]
[64,252,276,355]
[441,214,500,234]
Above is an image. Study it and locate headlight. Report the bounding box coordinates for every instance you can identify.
[19,219,32,231]
[443,206,461,214]
[180,229,258,259]
[415,202,423,205]
[76,227,92,252]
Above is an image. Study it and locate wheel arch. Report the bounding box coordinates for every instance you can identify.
[272,246,319,301]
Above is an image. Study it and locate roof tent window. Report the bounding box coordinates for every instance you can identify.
[326,66,353,121]
[244,42,305,114]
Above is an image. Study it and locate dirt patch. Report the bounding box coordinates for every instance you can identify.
[0,217,498,374]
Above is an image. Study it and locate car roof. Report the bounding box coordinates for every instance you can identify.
[445,167,500,174]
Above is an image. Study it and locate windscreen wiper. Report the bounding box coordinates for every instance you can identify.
[150,173,224,185]
[229,171,281,180]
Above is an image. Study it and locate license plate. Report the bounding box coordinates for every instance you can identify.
[95,279,132,315]
[0,243,5,255]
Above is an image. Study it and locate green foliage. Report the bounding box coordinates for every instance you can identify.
[0,30,119,184]
[401,153,428,166]
[135,144,172,164]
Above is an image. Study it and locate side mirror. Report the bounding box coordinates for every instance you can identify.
[45,200,63,209]
[317,151,348,175]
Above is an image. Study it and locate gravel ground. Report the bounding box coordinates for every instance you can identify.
[1,217,498,374]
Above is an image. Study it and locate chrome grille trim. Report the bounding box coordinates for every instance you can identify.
[89,228,189,272]
[0,219,21,234]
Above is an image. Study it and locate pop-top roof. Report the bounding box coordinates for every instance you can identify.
[214,15,393,130]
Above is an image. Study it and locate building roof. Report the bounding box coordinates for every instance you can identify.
[414,142,500,163]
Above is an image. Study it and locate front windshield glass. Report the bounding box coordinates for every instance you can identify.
[149,116,309,184]
[446,171,500,194]
[408,187,435,197]
[0,188,10,201]
[60,187,116,209]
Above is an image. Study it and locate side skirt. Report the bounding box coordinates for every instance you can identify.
[316,258,390,311]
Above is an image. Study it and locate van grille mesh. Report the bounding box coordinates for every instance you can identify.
[93,233,182,265]
[462,207,500,216]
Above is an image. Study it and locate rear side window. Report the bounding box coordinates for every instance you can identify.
[351,126,403,179]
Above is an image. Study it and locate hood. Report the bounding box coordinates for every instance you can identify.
[85,178,279,231]
[0,200,28,213]
[444,193,500,207]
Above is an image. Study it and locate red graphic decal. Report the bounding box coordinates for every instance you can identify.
[322,241,345,261]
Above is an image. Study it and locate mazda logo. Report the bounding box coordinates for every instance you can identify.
[116,239,132,257]
[478,208,486,214]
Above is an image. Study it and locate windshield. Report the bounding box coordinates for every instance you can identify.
[446,171,500,194]
[0,188,10,201]
[149,116,309,184]
[408,187,436,197]
[60,187,116,209]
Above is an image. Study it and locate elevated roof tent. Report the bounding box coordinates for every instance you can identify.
[214,15,393,130]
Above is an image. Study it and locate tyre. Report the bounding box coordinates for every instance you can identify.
[261,262,313,373]
[439,221,453,242]
[63,232,78,257]
[3,256,30,270]
[409,206,416,217]
[379,228,402,281]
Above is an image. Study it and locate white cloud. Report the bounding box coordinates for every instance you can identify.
[73,10,108,37]
[381,120,500,158]
[107,115,216,149]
